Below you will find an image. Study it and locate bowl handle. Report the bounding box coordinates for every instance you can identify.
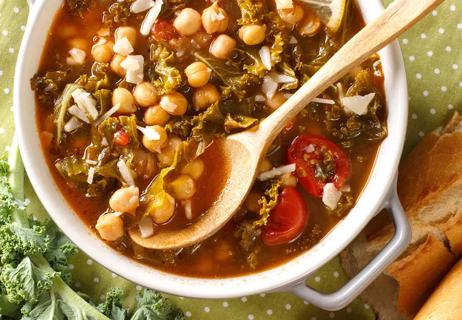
[290,186,411,311]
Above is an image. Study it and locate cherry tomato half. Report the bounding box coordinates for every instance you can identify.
[288,135,350,197]
[262,187,309,246]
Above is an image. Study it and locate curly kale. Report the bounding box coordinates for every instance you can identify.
[65,0,90,17]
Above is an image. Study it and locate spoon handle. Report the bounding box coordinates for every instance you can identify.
[260,0,444,142]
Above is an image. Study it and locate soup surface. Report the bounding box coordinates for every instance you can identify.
[33,0,387,278]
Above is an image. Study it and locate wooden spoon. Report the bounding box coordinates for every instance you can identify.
[130,0,443,250]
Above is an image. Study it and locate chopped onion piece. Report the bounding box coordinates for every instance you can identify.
[269,71,297,84]
[289,36,298,44]
[184,200,193,220]
[255,94,266,102]
[101,137,109,146]
[137,126,160,141]
[113,37,134,56]
[140,0,163,36]
[121,55,144,72]
[94,104,121,126]
[258,163,296,181]
[64,117,83,133]
[66,48,86,65]
[68,105,90,123]
[87,167,96,184]
[131,0,155,13]
[126,70,144,84]
[341,93,376,116]
[276,0,294,10]
[322,183,342,210]
[304,144,315,153]
[262,76,278,99]
[117,159,135,187]
[138,216,154,238]
[312,97,335,105]
[72,90,99,121]
[259,46,272,71]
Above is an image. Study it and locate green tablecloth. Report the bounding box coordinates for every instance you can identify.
[0,0,460,319]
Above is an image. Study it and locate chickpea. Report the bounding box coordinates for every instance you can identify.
[245,191,263,213]
[170,175,197,200]
[181,159,205,180]
[193,84,221,111]
[115,26,137,47]
[185,62,212,88]
[112,87,136,114]
[144,105,170,126]
[111,54,127,77]
[278,4,305,26]
[157,136,182,167]
[96,213,124,241]
[142,125,168,153]
[160,92,188,116]
[58,24,78,38]
[209,34,236,60]
[149,193,176,224]
[91,42,114,63]
[265,92,287,110]
[258,158,273,173]
[202,3,229,34]
[69,38,89,52]
[238,24,267,45]
[173,8,202,36]
[133,82,159,107]
[298,9,321,37]
[109,186,140,214]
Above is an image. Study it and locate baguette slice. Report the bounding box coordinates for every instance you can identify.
[415,259,462,320]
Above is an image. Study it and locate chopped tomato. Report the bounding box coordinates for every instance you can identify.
[114,130,130,146]
[288,135,350,197]
[152,20,178,42]
[262,187,308,246]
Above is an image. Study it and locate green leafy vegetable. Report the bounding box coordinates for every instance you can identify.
[102,1,132,28]
[224,114,259,133]
[54,83,81,143]
[270,33,284,67]
[65,0,90,17]
[97,288,128,320]
[149,44,183,95]
[131,290,185,320]
[31,71,70,105]
[254,180,281,227]
[236,0,264,25]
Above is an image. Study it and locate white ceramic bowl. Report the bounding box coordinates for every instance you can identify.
[14,0,410,311]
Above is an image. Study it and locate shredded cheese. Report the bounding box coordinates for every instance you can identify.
[140,0,163,36]
[64,117,83,133]
[117,159,135,187]
[258,163,296,181]
[259,46,272,71]
[262,76,278,99]
[131,0,155,14]
[87,167,96,185]
[137,126,160,141]
[68,104,90,123]
[312,97,335,105]
[322,183,342,210]
[138,216,154,238]
[341,93,376,116]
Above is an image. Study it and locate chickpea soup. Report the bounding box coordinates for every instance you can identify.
[33,0,387,278]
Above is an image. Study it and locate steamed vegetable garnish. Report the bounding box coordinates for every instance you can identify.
[34,0,387,277]
[0,153,184,319]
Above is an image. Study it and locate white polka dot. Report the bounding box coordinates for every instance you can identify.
[423,90,429,97]
[432,10,438,16]
[427,51,433,57]
[267,309,273,315]
[402,38,409,45]
[450,4,456,11]
[0,70,3,77]
[438,28,445,34]
[5,146,10,152]
[314,276,321,282]
[458,23,462,30]
[346,307,352,313]
[421,33,427,39]
[222,301,229,308]
[365,304,371,310]
[69,264,74,270]
[409,56,415,62]
[86,259,93,265]
[304,301,309,305]
[441,86,448,92]
[285,304,292,310]
[446,46,452,52]
[204,306,210,313]
[0,128,5,135]
[329,312,335,318]
[241,297,248,303]
[419,131,425,137]
[449,104,454,110]
[411,113,418,120]
[185,311,192,318]
[13,7,20,13]
[416,73,422,79]
[260,293,266,297]
[2,30,8,36]
[136,285,142,291]
[459,82,462,87]
[434,68,440,74]
[20,25,26,32]
[333,271,339,278]
[8,48,14,54]
[93,277,100,283]
[248,314,254,320]
[453,64,459,70]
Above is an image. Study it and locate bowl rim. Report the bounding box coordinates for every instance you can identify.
[14,0,408,299]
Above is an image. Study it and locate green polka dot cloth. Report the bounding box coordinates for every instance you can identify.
[1,0,461,319]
